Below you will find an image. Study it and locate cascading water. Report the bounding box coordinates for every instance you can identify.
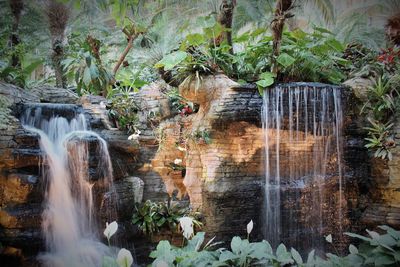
[262,83,343,253]
[21,104,116,267]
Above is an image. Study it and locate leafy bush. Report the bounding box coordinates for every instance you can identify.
[156,21,348,90]
[364,119,395,160]
[62,34,113,96]
[107,89,139,134]
[132,200,201,236]
[166,88,198,116]
[0,59,43,88]
[149,224,400,267]
[361,74,399,160]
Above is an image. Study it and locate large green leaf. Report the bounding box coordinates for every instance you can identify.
[83,67,92,86]
[277,53,296,68]
[155,51,188,71]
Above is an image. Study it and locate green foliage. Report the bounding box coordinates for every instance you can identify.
[191,130,211,145]
[361,74,399,160]
[107,89,139,133]
[0,38,43,88]
[132,200,201,236]
[0,95,12,129]
[149,225,400,267]
[62,34,113,96]
[166,88,198,115]
[362,76,398,121]
[364,119,395,161]
[156,23,348,91]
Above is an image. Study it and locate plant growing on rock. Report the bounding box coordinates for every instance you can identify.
[191,129,212,145]
[132,200,202,236]
[364,119,395,160]
[107,89,140,134]
[361,74,399,160]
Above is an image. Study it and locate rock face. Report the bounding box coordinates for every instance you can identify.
[178,75,265,240]
[342,78,400,229]
[1,75,399,264]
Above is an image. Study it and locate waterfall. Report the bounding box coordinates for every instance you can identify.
[262,84,343,253]
[21,104,115,267]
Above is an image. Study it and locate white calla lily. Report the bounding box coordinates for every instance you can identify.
[116,248,133,267]
[179,216,194,240]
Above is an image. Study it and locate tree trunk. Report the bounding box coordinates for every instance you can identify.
[9,0,23,68]
[386,12,400,46]
[46,0,69,88]
[51,41,66,88]
[216,0,236,54]
[271,0,294,75]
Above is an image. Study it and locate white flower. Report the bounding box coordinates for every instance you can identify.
[179,217,194,240]
[116,248,133,267]
[247,220,253,235]
[325,234,332,243]
[177,146,186,151]
[128,130,141,141]
[104,221,118,240]
[174,158,182,165]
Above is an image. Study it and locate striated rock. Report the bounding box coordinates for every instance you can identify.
[343,77,372,102]
[111,176,145,221]
[31,86,78,104]
[0,82,39,104]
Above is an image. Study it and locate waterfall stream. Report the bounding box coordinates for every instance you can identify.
[21,104,115,267]
[262,84,343,253]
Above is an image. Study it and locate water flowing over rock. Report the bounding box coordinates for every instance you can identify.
[21,105,116,267]
[262,83,345,253]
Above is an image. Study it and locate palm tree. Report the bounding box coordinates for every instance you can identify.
[45,0,69,88]
[8,0,23,68]
[386,12,400,46]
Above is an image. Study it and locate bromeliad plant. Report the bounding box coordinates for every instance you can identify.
[362,74,399,160]
[132,200,202,236]
[364,119,395,160]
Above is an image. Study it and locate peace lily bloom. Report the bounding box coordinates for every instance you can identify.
[247,220,253,239]
[179,216,194,240]
[177,146,186,151]
[104,221,118,245]
[174,158,182,165]
[116,248,133,267]
[128,130,141,141]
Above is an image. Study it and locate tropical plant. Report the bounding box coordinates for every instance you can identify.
[364,118,395,161]
[107,89,139,133]
[189,129,212,145]
[361,75,398,121]
[46,1,70,88]
[132,200,201,236]
[149,222,400,267]
[166,87,198,116]
[62,34,113,96]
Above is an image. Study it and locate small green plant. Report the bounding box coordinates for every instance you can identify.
[107,89,139,133]
[362,75,398,121]
[364,118,395,160]
[132,200,201,236]
[191,129,211,145]
[166,88,198,115]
